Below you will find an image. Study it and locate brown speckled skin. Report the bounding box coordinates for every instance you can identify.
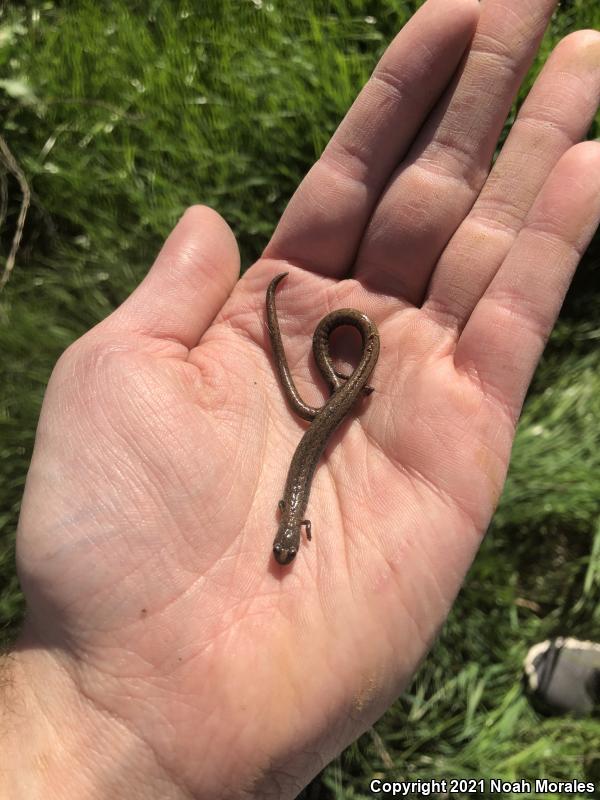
[266,274,380,565]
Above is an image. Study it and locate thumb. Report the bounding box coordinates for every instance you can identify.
[106,205,240,348]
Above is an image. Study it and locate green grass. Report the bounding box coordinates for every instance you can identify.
[1,1,599,796]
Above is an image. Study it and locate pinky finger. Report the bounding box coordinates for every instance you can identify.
[455,141,600,421]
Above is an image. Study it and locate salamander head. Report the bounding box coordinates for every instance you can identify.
[273,541,298,565]
[273,523,299,565]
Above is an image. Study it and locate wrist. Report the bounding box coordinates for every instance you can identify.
[0,631,187,800]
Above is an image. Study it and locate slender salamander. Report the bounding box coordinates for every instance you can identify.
[266,273,380,565]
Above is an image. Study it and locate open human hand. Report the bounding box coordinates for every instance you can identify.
[7,0,600,797]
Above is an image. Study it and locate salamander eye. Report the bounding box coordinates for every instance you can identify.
[289,548,297,557]
[273,543,282,554]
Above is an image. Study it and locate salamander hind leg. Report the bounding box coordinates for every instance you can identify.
[302,519,312,541]
[333,368,373,396]
[278,500,285,512]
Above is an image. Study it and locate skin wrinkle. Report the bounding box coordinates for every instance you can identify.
[539,67,599,115]
[356,476,447,624]
[175,429,244,547]
[28,649,193,800]
[526,218,594,260]
[207,309,272,360]
[473,442,506,509]
[514,112,583,146]
[398,526,452,635]
[468,204,530,237]
[367,193,431,246]
[98,407,196,544]
[415,146,489,197]
[267,200,345,271]
[335,475,368,604]
[362,427,396,515]
[321,137,379,186]
[429,101,501,163]
[109,388,195,497]
[478,138,563,196]
[454,347,525,427]
[423,62,511,144]
[106,580,210,664]
[424,252,519,330]
[335,476,357,585]
[183,347,230,405]
[478,0,550,45]
[86,636,254,792]
[422,294,476,337]
[370,68,418,109]
[472,31,534,64]
[372,550,430,659]
[326,79,419,168]
[331,428,376,512]
[465,367,532,431]
[399,458,483,538]
[484,285,564,342]
[139,564,262,656]
[317,500,352,612]
[314,152,375,206]
[360,411,485,537]
[159,389,257,538]
[407,33,437,71]
[312,483,346,599]
[71,691,197,800]
[36,424,160,566]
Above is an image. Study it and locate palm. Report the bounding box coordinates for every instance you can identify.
[15,0,600,796]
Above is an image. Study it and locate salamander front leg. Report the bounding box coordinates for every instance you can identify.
[302,519,312,541]
[278,500,285,512]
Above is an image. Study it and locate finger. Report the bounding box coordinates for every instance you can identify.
[263,0,479,275]
[105,205,240,349]
[455,142,600,421]
[425,30,600,330]
[353,0,558,302]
